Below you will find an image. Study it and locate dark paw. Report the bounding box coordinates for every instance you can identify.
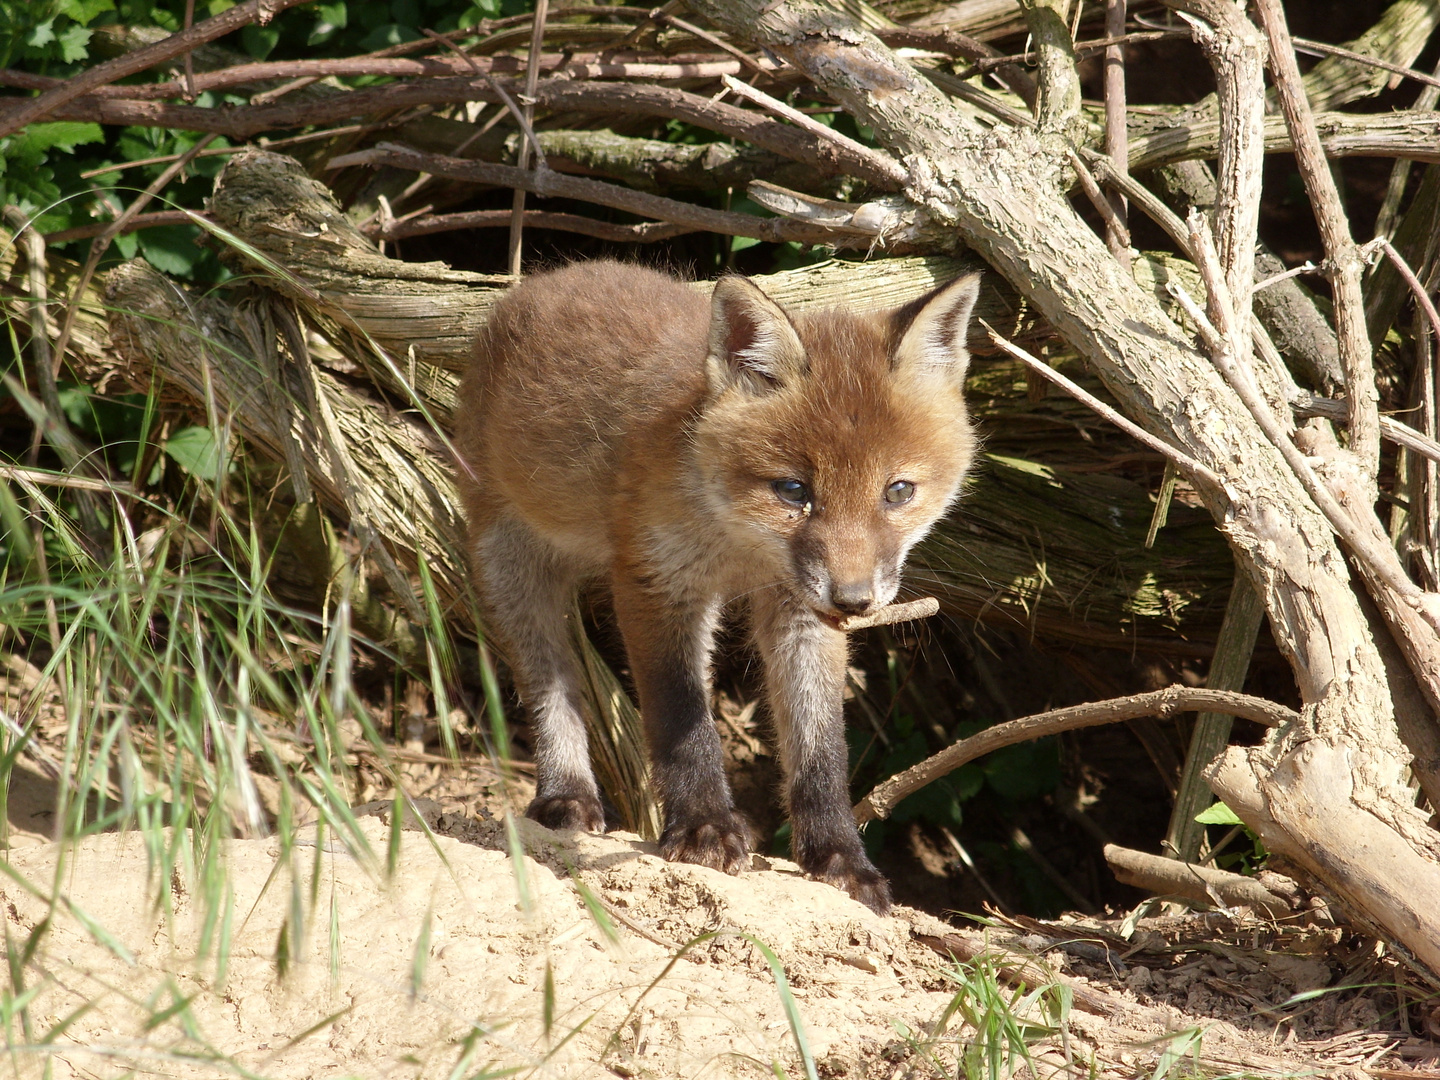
[807,850,892,914]
[526,794,606,833]
[660,814,751,875]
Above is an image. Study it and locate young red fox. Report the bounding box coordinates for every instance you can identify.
[456,260,980,914]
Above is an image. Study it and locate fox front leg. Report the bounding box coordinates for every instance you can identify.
[612,574,750,874]
[751,590,892,914]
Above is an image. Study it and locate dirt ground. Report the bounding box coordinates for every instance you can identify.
[5,757,1440,1080]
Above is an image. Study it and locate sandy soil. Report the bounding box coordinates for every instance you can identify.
[5,778,1437,1080]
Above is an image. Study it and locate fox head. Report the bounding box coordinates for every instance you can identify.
[692,273,981,619]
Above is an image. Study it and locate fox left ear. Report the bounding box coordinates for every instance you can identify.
[892,273,981,383]
[707,275,807,395]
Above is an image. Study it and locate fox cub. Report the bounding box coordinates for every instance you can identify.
[456,260,980,914]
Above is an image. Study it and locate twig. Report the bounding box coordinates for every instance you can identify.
[835,596,938,632]
[1254,0,1379,481]
[367,208,695,244]
[0,53,781,100]
[1368,237,1440,350]
[0,0,315,140]
[1254,261,1318,292]
[719,74,908,187]
[328,142,840,245]
[42,210,204,244]
[854,685,1297,823]
[1292,35,1440,92]
[182,0,197,102]
[1291,395,1440,467]
[1082,148,1193,258]
[660,12,767,73]
[981,320,1225,491]
[510,0,550,276]
[960,29,1183,73]
[1102,0,1129,266]
[1065,149,1130,253]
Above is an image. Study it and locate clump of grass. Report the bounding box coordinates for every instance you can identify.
[893,949,1071,1080]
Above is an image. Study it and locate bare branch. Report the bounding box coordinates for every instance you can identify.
[720,74,909,187]
[983,321,1224,490]
[328,142,844,246]
[1254,0,1379,480]
[854,686,1297,824]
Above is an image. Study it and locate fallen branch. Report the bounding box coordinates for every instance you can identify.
[370,209,695,244]
[1103,844,1293,920]
[329,142,857,247]
[853,686,1296,824]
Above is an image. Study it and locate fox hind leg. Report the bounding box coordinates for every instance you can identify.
[475,513,604,832]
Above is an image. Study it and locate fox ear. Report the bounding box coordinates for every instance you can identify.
[893,273,981,383]
[707,276,806,394]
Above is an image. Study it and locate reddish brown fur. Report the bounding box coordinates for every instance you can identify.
[456,260,981,913]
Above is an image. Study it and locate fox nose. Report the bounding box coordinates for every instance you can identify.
[831,583,875,615]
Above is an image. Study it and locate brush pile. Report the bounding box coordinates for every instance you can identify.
[6,0,1440,997]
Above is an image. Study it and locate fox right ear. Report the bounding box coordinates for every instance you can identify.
[706,276,806,395]
[893,273,981,384]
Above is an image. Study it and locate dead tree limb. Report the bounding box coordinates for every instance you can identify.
[854,686,1295,825]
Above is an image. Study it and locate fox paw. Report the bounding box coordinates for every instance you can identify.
[807,850,892,915]
[526,794,606,833]
[660,814,751,875]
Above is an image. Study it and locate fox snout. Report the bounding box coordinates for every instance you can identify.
[794,534,903,618]
[829,580,876,616]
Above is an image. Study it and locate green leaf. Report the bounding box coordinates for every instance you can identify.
[58,0,117,24]
[137,224,202,277]
[56,22,90,62]
[25,18,56,50]
[6,121,104,159]
[164,426,223,477]
[731,235,762,253]
[240,23,279,58]
[1194,801,1244,826]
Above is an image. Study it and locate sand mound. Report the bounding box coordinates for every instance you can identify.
[3,802,962,1078]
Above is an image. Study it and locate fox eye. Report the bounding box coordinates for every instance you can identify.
[772,478,810,507]
[885,480,916,505]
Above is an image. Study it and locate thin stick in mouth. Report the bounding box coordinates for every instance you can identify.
[834,596,940,632]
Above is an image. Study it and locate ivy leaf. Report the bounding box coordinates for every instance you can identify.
[57,23,91,62]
